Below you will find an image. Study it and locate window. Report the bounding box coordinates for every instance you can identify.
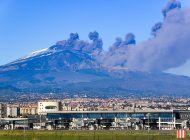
[45,106,57,109]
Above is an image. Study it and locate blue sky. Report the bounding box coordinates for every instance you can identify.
[0,0,190,74]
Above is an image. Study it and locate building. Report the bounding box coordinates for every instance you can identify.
[20,105,38,115]
[0,118,28,130]
[0,109,190,130]
[28,115,47,130]
[44,110,190,130]
[38,101,61,115]
[6,105,20,118]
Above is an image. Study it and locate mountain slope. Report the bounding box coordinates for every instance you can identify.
[0,42,190,97]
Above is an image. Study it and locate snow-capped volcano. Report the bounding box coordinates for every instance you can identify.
[0,32,103,72]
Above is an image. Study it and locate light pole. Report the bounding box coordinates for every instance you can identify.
[147,113,150,140]
[23,118,26,140]
[148,113,150,133]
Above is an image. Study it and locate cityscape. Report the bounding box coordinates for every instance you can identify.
[0,0,190,139]
[0,95,190,131]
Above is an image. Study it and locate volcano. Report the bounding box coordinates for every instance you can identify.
[0,33,190,97]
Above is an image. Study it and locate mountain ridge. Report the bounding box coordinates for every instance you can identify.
[0,35,190,97]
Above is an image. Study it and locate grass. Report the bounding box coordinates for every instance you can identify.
[0,130,188,140]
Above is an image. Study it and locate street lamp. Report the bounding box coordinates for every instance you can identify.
[147,113,150,132]
[148,114,150,133]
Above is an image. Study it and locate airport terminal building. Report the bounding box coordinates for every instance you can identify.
[43,110,190,130]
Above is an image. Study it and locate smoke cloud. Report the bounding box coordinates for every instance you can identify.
[100,0,190,72]
[88,31,99,41]
[54,31,102,55]
[53,0,190,72]
[124,33,136,45]
[127,8,190,71]
[99,33,136,67]
[85,31,103,55]
[66,33,79,48]
[55,33,79,48]
[151,22,163,37]
[162,0,181,17]
[109,33,136,52]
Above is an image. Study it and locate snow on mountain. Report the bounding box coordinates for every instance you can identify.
[22,48,49,60]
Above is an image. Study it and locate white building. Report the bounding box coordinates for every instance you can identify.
[6,105,20,117]
[38,101,61,114]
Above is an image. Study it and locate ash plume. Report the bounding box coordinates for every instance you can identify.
[53,0,190,72]
[100,33,136,67]
[109,33,136,52]
[66,33,79,48]
[101,0,190,72]
[55,33,79,48]
[84,31,103,55]
[88,31,99,41]
[55,31,103,55]
[113,37,123,48]
[151,22,163,37]
[162,0,181,17]
[127,8,190,71]
[124,33,136,45]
